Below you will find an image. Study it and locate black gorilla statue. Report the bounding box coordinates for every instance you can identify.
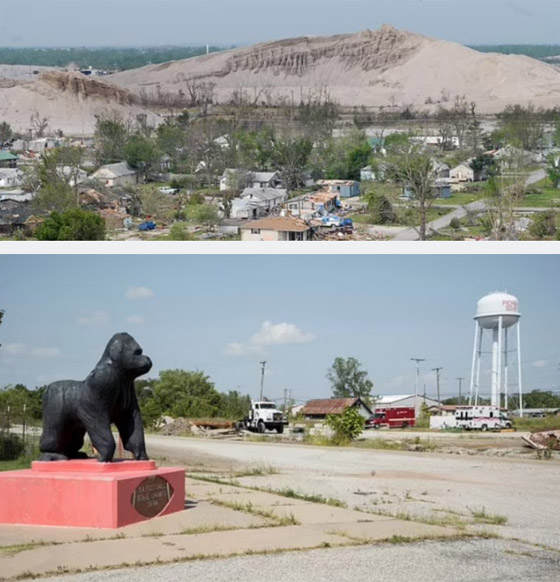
[39,333,152,462]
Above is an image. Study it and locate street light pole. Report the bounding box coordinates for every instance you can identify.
[411,358,425,416]
[259,361,267,401]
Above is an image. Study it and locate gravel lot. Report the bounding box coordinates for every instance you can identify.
[27,434,560,582]
[147,434,560,549]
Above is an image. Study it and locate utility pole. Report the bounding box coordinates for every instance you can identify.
[432,367,443,414]
[411,358,425,417]
[455,377,465,404]
[259,361,267,401]
[410,358,426,416]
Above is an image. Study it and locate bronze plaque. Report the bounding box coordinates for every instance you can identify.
[131,475,173,518]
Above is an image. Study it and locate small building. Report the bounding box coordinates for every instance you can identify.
[316,179,360,198]
[240,216,312,241]
[0,151,19,169]
[300,398,373,420]
[91,162,138,188]
[241,187,287,212]
[402,180,451,199]
[285,190,338,218]
[432,160,450,179]
[57,166,89,186]
[360,165,375,182]
[220,169,283,191]
[449,163,474,183]
[0,168,24,188]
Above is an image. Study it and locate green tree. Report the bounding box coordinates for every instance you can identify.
[150,369,222,419]
[326,357,373,400]
[124,134,161,178]
[0,121,13,144]
[271,136,313,191]
[94,114,129,165]
[365,191,396,224]
[324,407,365,445]
[390,149,439,240]
[546,155,560,188]
[185,204,220,227]
[497,104,544,151]
[529,209,557,239]
[35,208,106,241]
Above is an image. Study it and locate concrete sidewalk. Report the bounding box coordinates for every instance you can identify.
[0,477,459,580]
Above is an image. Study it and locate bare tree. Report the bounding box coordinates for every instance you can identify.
[30,111,49,138]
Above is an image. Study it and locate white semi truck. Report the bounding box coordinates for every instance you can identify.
[237,401,288,434]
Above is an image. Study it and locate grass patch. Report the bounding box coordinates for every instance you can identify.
[355,437,437,452]
[211,499,300,526]
[513,415,560,432]
[469,507,508,525]
[271,487,347,508]
[232,463,279,477]
[0,541,59,556]
[186,473,240,487]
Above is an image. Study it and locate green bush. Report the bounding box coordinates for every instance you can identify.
[449,217,461,230]
[325,407,365,445]
[0,434,24,461]
[35,208,106,241]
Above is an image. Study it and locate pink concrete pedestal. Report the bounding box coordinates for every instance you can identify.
[0,459,185,528]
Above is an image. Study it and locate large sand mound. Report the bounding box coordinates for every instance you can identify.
[0,71,161,136]
[109,24,560,114]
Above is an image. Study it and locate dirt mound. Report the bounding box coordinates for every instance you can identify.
[0,71,161,135]
[39,71,134,105]
[159,418,195,436]
[109,25,560,114]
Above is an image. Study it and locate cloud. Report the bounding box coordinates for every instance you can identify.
[226,321,315,356]
[77,310,110,326]
[532,360,547,368]
[125,287,155,301]
[2,343,61,358]
[126,315,146,325]
[31,347,62,358]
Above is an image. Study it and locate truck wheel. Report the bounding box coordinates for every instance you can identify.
[276,425,284,434]
[481,424,488,431]
[402,422,409,429]
[257,421,265,434]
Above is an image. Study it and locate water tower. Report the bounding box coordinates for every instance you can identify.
[468,292,523,412]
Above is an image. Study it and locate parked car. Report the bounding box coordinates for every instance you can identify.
[321,215,342,227]
[158,187,179,195]
[138,220,156,231]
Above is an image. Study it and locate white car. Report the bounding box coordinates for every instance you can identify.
[158,187,179,195]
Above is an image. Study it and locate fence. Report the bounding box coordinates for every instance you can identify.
[0,406,41,461]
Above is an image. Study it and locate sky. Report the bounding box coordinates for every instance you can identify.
[0,0,559,47]
[1,253,559,405]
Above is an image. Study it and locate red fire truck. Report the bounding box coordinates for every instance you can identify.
[365,407,416,429]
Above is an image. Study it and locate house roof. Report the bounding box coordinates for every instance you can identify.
[251,171,278,183]
[242,187,287,201]
[242,216,311,232]
[92,162,136,179]
[316,179,357,186]
[301,398,371,415]
[0,151,18,162]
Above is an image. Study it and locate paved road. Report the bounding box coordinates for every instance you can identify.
[392,167,548,240]
[392,199,487,240]
[32,538,560,582]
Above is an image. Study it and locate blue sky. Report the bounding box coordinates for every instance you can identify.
[0,1,558,47]
[1,254,559,404]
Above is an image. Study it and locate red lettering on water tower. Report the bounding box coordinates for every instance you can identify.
[502,300,518,311]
